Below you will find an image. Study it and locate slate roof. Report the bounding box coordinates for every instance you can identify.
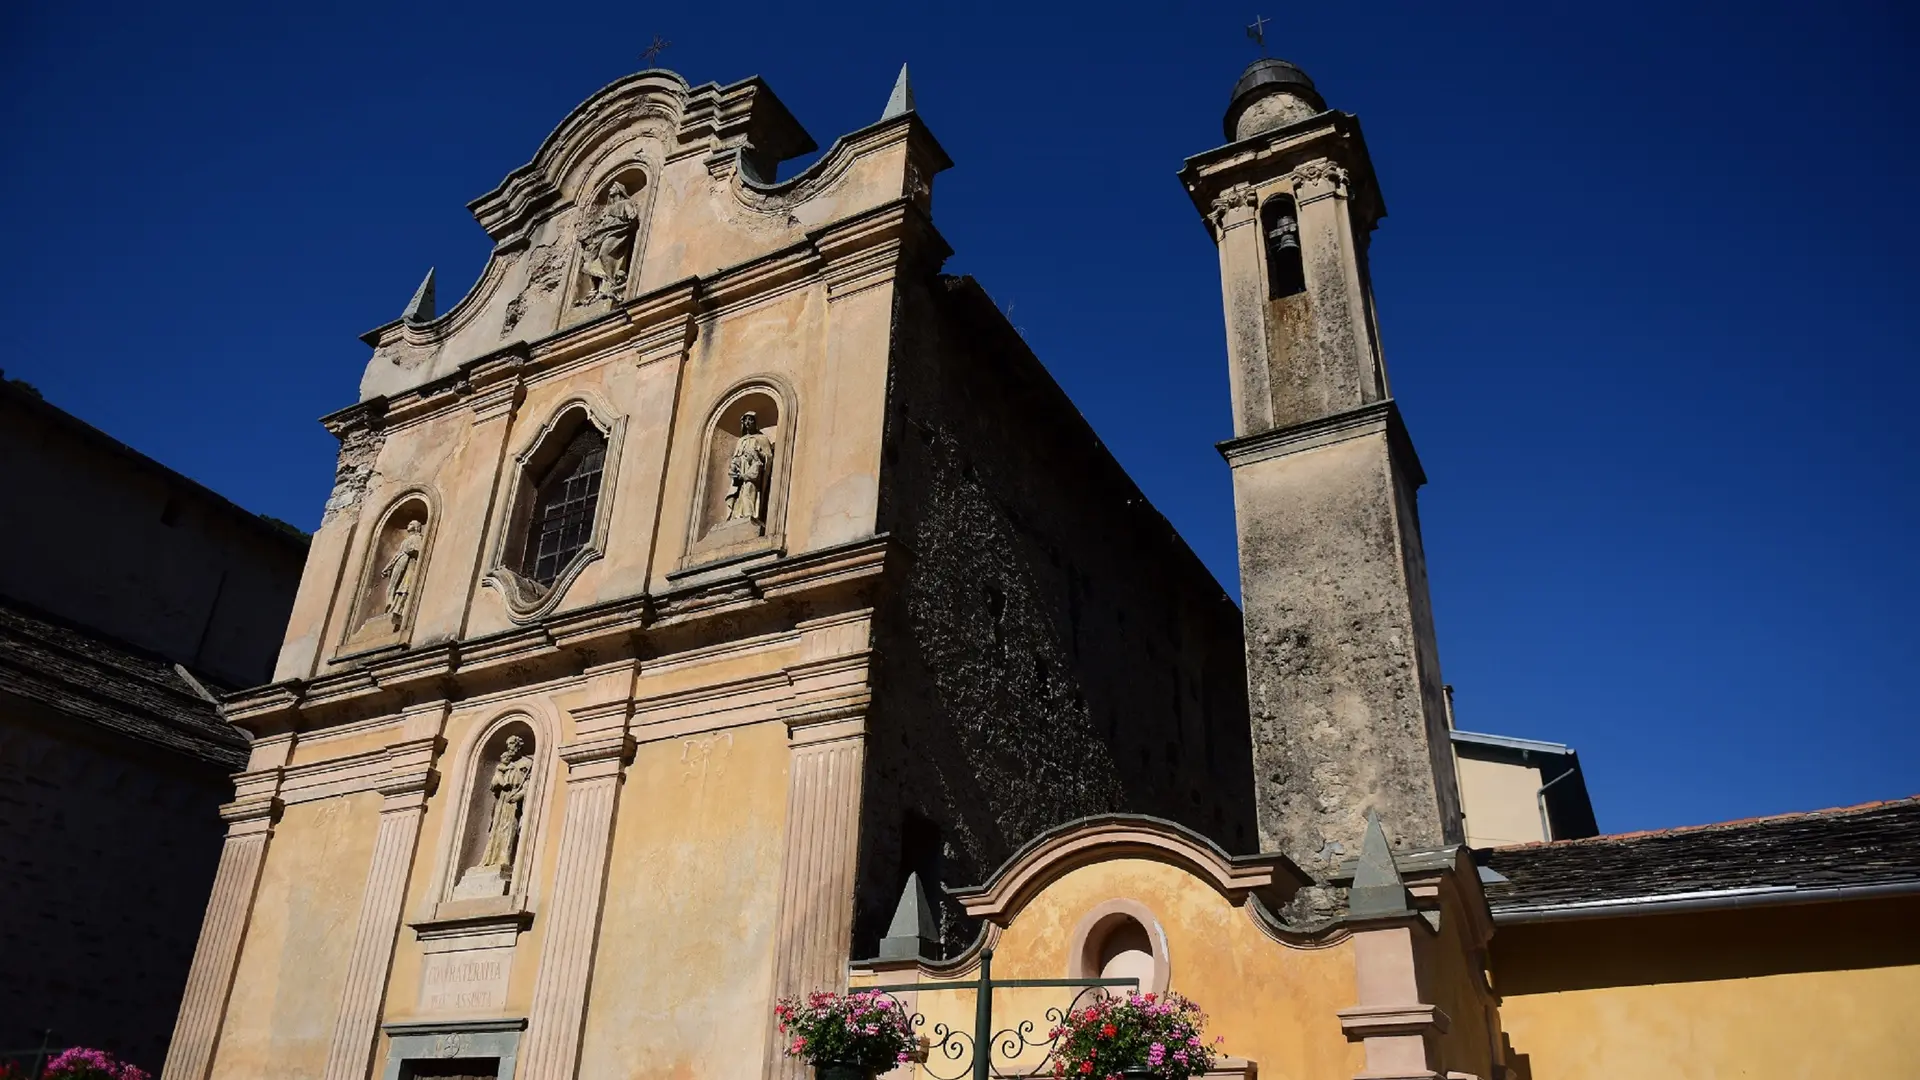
[1481,796,1920,917]
[0,598,248,769]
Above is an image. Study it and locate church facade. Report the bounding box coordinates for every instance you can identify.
[163,58,1919,1080]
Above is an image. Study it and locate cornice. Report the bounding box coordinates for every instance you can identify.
[1178,110,1385,235]
[950,814,1312,925]
[1216,399,1426,488]
[220,535,897,738]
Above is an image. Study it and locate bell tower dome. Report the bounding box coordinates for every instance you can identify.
[1180,61,1462,881]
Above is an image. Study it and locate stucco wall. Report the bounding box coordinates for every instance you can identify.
[1456,756,1544,848]
[858,857,1362,1080]
[574,720,790,1079]
[1492,898,1920,1079]
[859,273,1256,954]
[211,793,383,1080]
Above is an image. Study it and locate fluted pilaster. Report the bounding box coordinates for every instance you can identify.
[161,762,285,1080]
[322,706,445,1080]
[763,719,866,1080]
[515,740,628,1079]
[517,663,635,1080]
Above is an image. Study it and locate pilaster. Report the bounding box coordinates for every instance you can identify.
[1337,922,1450,1080]
[517,662,638,1080]
[762,634,870,1080]
[321,702,449,1080]
[161,739,290,1080]
[1208,183,1272,436]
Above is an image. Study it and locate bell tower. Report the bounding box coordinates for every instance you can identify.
[1181,59,1462,878]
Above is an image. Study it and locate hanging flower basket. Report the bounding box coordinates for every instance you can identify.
[1050,992,1218,1080]
[776,989,918,1080]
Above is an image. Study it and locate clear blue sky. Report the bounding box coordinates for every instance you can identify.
[4,2,1914,835]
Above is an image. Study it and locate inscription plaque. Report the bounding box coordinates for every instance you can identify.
[420,947,512,1014]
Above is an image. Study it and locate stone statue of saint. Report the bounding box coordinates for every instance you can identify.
[479,735,533,873]
[575,181,641,304]
[379,520,425,620]
[724,411,775,525]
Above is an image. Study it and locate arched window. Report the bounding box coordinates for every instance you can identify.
[1262,195,1305,298]
[484,400,624,621]
[521,424,606,586]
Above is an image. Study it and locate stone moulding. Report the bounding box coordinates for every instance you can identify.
[1178,109,1384,237]
[948,814,1312,925]
[479,393,628,625]
[1216,398,1427,487]
[218,534,895,738]
[380,1017,527,1080]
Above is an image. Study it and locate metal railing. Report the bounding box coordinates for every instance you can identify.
[867,949,1139,1080]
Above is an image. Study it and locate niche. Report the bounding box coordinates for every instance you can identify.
[685,384,789,563]
[449,719,540,903]
[342,493,432,652]
[1069,900,1170,996]
[569,168,649,309]
[1262,194,1306,298]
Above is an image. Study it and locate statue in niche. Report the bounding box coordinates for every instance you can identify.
[723,411,775,526]
[453,734,533,900]
[379,519,425,621]
[574,181,641,304]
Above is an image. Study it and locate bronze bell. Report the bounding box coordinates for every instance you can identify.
[1268,214,1301,253]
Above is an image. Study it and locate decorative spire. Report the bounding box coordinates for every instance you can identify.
[402,268,436,324]
[881,63,915,120]
[1347,812,1414,918]
[877,871,939,959]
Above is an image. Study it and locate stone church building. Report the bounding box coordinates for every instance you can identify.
[162,58,1919,1080]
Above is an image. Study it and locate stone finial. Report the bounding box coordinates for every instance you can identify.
[402,268,436,324]
[1347,812,1414,918]
[878,871,939,959]
[881,64,915,120]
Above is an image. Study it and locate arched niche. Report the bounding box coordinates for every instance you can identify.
[1068,899,1171,996]
[443,714,549,907]
[1261,194,1306,299]
[682,381,793,567]
[566,166,651,312]
[483,398,625,622]
[340,491,434,654]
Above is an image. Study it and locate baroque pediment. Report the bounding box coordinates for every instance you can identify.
[355,68,946,405]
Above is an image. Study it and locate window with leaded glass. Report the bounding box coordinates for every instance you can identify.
[520,424,606,586]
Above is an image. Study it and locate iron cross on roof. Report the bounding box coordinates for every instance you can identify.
[1247,14,1271,53]
[642,34,672,68]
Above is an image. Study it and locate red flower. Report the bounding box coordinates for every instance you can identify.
[1100,1023,1117,1038]
[1079,1064,1094,1074]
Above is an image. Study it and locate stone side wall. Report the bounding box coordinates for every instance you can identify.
[0,380,307,688]
[0,697,231,1070]
[856,274,1257,954]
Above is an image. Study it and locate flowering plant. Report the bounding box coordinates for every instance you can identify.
[775,989,918,1072]
[42,1048,150,1080]
[1050,992,1217,1080]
